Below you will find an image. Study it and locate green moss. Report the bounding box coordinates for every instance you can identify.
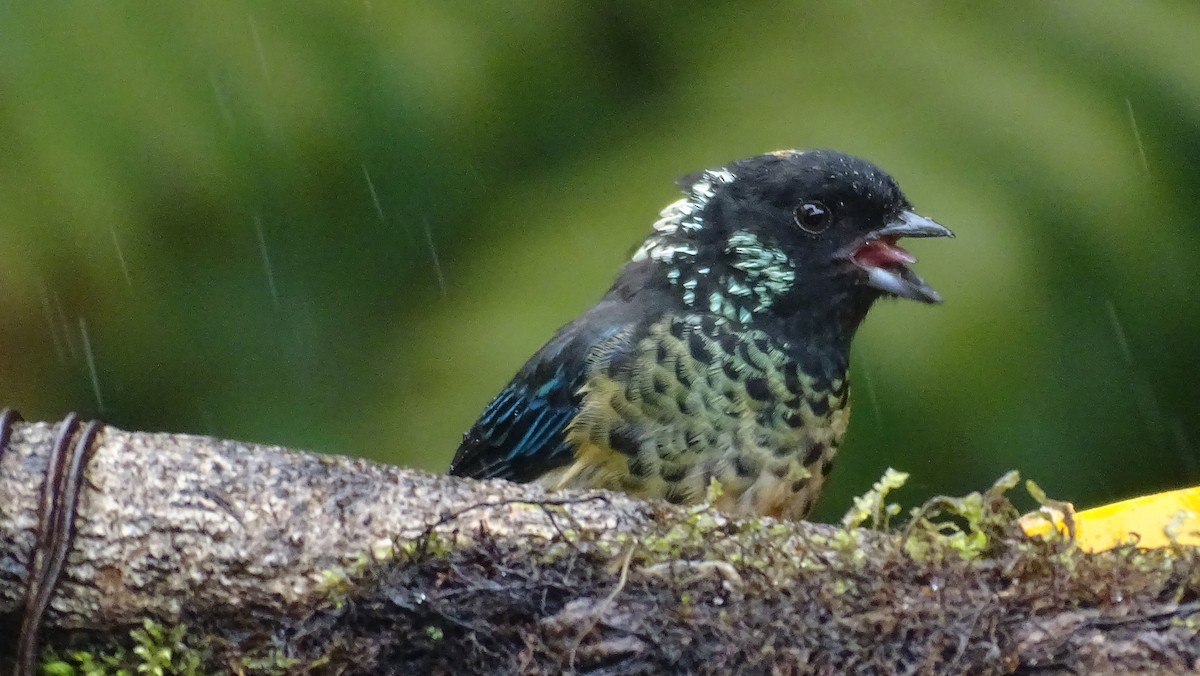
[902,470,1022,561]
[34,474,1200,674]
[317,551,373,604]
[841,467,909,531]
[42,619,204,676]
[637,504,726,562]
[320,530,460,607]
[234,648,304,675]
[292,476,1199,673]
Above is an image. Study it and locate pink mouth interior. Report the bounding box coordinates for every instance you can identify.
[853,236,917,269]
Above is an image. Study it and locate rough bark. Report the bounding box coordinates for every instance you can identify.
[0,417,1198,675]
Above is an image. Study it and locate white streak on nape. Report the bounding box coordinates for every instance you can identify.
[682,289,696,306]
[708,291,725,313]
[689,168,734,202]
[654,198,693,233]
[634,165,734,264]
[725,277,752,297]
[704,168,735,185]
[725,230,760,250]
[647,241,698,264]
[768,268,795,285]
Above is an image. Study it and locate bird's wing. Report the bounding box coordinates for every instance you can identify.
[448,300,639,483]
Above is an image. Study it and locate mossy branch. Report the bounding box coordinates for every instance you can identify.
[1,418,1198,674]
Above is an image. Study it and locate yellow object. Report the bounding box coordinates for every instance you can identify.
[1020,486,1200,552]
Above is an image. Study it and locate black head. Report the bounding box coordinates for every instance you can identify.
[630,149,952,338]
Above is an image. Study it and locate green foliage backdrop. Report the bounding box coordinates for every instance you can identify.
[2,2,1198,520]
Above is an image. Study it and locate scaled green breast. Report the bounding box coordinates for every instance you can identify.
[565,315,849,512]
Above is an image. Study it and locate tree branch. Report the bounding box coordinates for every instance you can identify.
[1,416,1198,674]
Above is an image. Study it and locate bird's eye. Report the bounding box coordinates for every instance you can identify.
[794,201,832,234]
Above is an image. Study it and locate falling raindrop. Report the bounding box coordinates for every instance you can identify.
[38,281,67,365]
[362,164,415,245]
[1131,373,1166,456]
[248,13,270,78]
[1124,98,1150,176]
[254,215,280,307]
[363,163,387,224]
[110,225,132,287]
[51,290,77,360]
[208,72,236,130]
[1106,301,1174,467]
[857,359,883,433]
[79,318,104,412]
[1167,417,1200,477]
[463,157,487,188]
[1103,299,1132,363]
[421,217,447,298]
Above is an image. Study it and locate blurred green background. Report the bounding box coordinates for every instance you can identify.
[2,1,1198,521]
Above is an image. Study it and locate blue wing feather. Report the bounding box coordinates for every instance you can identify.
[450,364,581,481]
[449,306,636,482]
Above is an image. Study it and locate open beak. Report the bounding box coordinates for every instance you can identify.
[848,210,953,304]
